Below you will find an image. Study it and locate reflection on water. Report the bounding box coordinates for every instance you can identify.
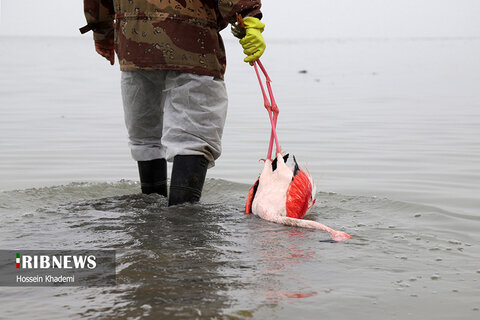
[108,206,228,318]
[60,195,236,319]
[0,180,479,319]
[64,192,328,318]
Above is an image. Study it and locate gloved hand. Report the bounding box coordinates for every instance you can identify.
[239,17,266,64]
[95,38,115,65]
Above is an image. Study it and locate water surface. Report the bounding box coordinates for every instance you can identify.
[0,36,479,319]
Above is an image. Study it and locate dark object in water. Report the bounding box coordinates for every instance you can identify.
[298,70,308,74]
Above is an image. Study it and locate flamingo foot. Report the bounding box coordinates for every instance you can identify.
[330,230,352,242]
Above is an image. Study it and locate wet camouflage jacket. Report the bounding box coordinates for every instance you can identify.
[83,0,262,78]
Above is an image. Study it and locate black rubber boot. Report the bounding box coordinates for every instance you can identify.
[137,158,167,196]
[168,155,208,206]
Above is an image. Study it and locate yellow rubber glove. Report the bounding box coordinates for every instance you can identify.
[239,17,266,64]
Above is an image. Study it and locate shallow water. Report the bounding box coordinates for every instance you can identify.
[1,36,480,319]
[1,181,479,319]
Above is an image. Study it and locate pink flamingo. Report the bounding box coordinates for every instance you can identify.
[244,60,352,242]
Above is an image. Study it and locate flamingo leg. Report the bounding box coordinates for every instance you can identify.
[258,60,281,157]
[253,60,281,160]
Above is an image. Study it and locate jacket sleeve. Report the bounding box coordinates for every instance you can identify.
[82,0,115,41]
[217,0,262,24]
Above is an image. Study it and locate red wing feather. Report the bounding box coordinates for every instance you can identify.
[286,170,313,219]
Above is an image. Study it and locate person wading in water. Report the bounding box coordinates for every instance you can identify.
[81,0,265,205]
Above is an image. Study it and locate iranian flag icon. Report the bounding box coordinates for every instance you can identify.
[16,253,20,269]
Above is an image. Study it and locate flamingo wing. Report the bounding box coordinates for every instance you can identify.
[286,169,315,219]
[245,178,259,214]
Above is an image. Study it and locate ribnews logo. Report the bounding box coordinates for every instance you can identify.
[1,250,116,287]
[15,252,97,270]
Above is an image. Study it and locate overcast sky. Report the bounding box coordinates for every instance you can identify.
[1,0,479,39]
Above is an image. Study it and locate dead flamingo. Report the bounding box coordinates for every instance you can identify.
[244,60,352,242]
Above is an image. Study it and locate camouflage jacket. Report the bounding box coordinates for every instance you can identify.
[82,0,262,78]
